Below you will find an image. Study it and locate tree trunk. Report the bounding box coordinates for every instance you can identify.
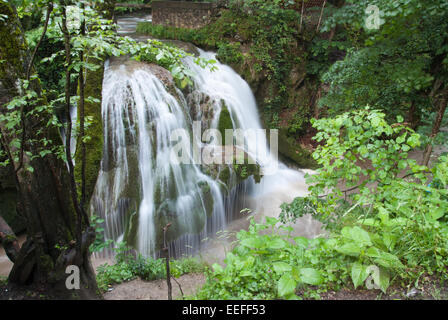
[0,3,99,299]
[0,215,20,263]
[406,101,420,130]
[422,87,448,166]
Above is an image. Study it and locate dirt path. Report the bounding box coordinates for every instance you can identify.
[102,273,206,300]
[0,235,26,277]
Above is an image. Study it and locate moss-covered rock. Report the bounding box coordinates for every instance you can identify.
[75,59,104,206]
[198,180,214,217]
[123,203,139,248]
[277,128,317,169]
[217,102,234,141]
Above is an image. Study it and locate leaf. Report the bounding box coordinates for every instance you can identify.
[212,263,223,274]
[300,268,323,285]
[350,226,372,246]
[294,236,309,248]
[241,237,262,249]
[335,242,363,257]
[268,238,286,249]
[278,273,297,297]
[351,262,368,289]
[366,247,404,269]
[272,262,292,273]
[341,226,372,247]
[430,207,445,220]
[265,217,279,226]
[372,267,390,293]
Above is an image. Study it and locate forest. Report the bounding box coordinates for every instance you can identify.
[0,0,447,302]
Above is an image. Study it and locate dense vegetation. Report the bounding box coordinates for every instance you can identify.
[1,0,447,300]
[195,109,448,299]
[136,0,323,167]
[95,242,207,292]
[0,0,212,297]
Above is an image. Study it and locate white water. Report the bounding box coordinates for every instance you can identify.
[185,50,317,231]
[92,49,320,258]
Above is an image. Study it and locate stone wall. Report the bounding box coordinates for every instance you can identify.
[152,1,216,29]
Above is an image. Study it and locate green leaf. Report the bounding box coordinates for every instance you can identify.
[212,263,223,274]
[294,236,309,248]
[366,247,404,269]
[373,267,390,294]
[351,262,368,289]
[300,268,323,285]
[430,207,445,220]
[335,242,363,257]
[350,226,372,246]
[272,262,292,273]
[278,273,297,297]
[241,237,263,249]
[268,238,286,249]
[265,217,279,226]
[341,226,372,246]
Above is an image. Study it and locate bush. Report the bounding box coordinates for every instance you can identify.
[196,109,448,300]
[96,242,208,292]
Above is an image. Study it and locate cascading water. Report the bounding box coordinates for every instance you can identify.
[183,50,319,239]
[92,48,319,259]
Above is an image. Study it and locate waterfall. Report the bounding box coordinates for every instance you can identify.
[92,49,316,258]
[183,50,313,225]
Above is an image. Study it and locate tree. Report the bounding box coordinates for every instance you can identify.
[319,0,448,161]
[0,1,99,299]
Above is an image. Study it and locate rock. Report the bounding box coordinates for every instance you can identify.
[160,40,200,56]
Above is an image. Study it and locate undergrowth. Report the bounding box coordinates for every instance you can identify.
[96,242,208,292]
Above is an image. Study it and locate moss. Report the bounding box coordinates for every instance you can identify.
[74,59,104,207]
[218,166,230,186]
[235,163,261,184]
[217,103,233,141]
[39,254,55,273]
[277,128,317,169]
[0,3,28,90]
[198,181,214,217]
[123,208,139,249]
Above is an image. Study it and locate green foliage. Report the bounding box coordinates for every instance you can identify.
[114,0,151,14]
[200,109,448,300]
[308,108,424,216]
[0,79,66,170]
[195,217,350,300]
[0,275,7,286]
[89,215,113,253]
[136,1,309,129]
[1,1,215,186]
[281,108,448,291]
[319,0,448,124]
[96,242,207,292]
